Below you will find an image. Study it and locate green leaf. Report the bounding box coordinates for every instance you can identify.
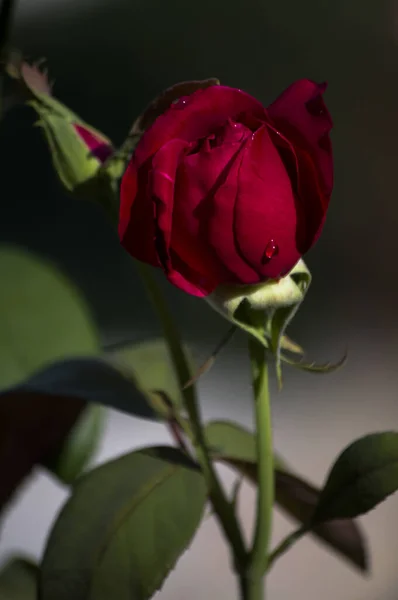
[0,556,38,599]
[204,420,367,572]
[40,446,207,600]
[205,420,256,462]
[204,420,285,470]
[42,403,106,485]
[274,470,368,572]
[313,432,398,522]
[19,358,157,420]
[108,338,195,412]
[0,353,162,509]
[0,246,99,392]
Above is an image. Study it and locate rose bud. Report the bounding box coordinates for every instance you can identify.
[5,55,113,190]
[119,80,333,300]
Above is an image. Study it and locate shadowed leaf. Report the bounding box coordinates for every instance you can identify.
[0,392,85,512]
[18,358,157,420]
[42,403,106,485]
[0,556,38,599]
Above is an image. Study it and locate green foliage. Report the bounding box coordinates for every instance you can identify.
[108,338,195,413]
[313,432,398,522]
[42,404,106,485]
[274,470,367,571]
[41,446,207,600]
[18,358,158,420]
[0,391,84,512]
[204,420,367,572]
[0,556,38,600]
[0,246,99,392]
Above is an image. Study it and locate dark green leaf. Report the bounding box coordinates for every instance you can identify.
[204,420,368,572]
[42,404,106,485]
[0,556,38,599]
[274,470,368,572]
[0,245,99,392]
[0,391,84,512]
[40,446,207,600]
[17,358,157,420]
[313,432,398,522]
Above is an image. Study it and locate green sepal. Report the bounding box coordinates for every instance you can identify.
[206,260,311,386]
[32,108,104,191]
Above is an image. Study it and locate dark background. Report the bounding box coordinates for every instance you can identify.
[1,1,398,598]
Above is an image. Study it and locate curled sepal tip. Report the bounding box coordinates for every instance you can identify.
[281,349,348,374]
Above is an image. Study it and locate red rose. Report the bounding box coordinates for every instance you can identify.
[119,80,333,297]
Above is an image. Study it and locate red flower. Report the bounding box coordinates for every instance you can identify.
[119,81,333,297]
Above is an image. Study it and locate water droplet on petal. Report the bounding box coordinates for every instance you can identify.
[262,240,279,263]
[172,96,189,109]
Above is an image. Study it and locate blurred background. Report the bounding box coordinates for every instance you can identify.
[1,0,398,598]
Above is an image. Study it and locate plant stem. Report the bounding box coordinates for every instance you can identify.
[136,261,247,569]
[247,333,274,594]
[267,526,306,571]
[239,573,264,600]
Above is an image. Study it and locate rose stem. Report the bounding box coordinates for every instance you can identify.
[246,330,274,598]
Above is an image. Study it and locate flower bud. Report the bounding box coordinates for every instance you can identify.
[5,54,113,191]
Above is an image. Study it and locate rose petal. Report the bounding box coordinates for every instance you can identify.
[267,79,333,197]
[173,120,257,285]
[119,157,158,266]
[150,139,221,296]
[150,139,188,273]
[266,124,326,254]
[234,126,301,279]
[73,124,112,163]
[135,86,266,168]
